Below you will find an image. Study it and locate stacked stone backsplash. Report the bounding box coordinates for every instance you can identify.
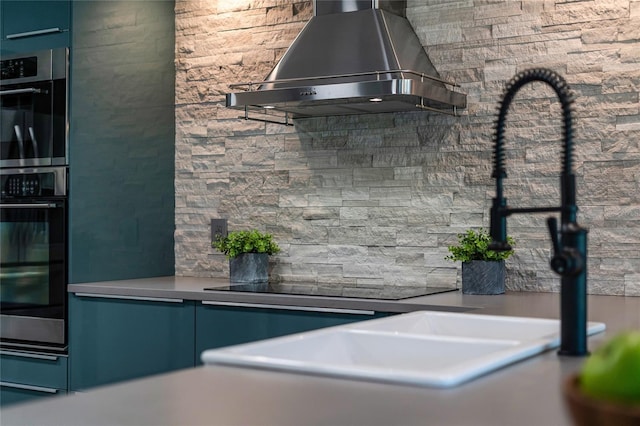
[175,0,640,296]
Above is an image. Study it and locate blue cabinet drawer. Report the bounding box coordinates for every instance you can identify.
[0,381,65,407]
[0,350,68,390]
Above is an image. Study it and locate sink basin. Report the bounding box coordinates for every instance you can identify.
[201,311,605,388]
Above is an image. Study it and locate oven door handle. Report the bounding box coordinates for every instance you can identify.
[0,88,43,96]
[0,203,59,209]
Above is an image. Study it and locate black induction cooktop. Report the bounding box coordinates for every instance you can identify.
[203,282,458,300]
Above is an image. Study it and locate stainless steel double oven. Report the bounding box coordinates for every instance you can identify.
[1,48,69,353]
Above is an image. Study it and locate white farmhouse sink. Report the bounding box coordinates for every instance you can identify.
[201,311,605,388]
[343,310,580,342]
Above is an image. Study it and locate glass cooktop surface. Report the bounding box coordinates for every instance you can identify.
[203,282,458,301]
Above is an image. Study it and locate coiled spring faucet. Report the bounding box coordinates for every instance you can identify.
[489,68,589,356]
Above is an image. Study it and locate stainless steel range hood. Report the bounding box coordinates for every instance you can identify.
[226,0,467,122]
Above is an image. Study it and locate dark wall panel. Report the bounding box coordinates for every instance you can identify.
[69,0,175,282]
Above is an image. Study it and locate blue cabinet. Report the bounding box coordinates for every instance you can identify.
[68,292,394,388]
[0,350,68,407]
[194,301,390,365]
[0,0,70,55]
[68,0,175,284]
[68,293,196,392]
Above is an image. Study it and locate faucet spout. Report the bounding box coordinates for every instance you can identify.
[489,68,589,356]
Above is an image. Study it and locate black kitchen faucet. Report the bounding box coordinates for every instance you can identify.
[488,68,589,356]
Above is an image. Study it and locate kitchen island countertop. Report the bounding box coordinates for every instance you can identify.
[3,278,640,425]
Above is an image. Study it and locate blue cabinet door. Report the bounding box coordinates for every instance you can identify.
[194,302,390,364]
[68,294,196,392]
[1,1,70,54]
[0,350,68,407]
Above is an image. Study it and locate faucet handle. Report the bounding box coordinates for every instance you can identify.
[547,217,561,254]
[547,216,569,274]
[547,216,583,276]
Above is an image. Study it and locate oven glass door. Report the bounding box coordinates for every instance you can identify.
[0,79,66,168]
[0,199,66,348]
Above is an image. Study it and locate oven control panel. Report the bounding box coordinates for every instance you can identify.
[3,173,40,197]
[1,56,38,80]
[1,168,66,198]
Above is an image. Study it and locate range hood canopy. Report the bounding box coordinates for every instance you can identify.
[226,0,467,122]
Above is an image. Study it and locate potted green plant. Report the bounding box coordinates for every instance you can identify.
[212,229,281,283]
[445,228,515,295]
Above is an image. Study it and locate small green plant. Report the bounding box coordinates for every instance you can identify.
[212,229,281,259]
[445,228,515,262]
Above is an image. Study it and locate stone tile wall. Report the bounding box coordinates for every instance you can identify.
[175,0,640,295]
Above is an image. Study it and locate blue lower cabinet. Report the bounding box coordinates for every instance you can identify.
[68,293,196,392]
[195,302,390,364]
[68,293,393,387]
[0,350,68,407]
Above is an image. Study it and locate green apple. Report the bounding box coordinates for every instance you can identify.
[580,330,640,405]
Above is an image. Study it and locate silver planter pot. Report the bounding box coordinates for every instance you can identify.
[229,253,269,283]
[461,260,505,295]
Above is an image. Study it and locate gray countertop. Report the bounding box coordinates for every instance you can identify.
[67,275,480,313]
[4,278,640,426]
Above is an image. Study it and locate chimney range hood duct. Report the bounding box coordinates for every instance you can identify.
[226,0,467,123]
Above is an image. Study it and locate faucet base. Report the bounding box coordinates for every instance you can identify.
[558,225,589,356]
